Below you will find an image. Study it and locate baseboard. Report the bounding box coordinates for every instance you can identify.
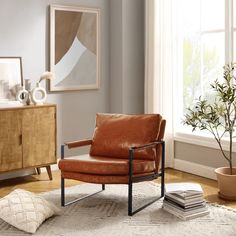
[174,159,217,180]
[165,159,173,168]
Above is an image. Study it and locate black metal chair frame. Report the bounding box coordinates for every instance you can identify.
[60,140,165,216]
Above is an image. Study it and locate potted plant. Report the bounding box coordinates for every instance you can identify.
[183,62,236,200]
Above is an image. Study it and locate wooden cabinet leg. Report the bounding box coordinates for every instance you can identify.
[36,167,41,175]
[46,166,53,180]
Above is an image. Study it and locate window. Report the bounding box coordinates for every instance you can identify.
[175,0,234,135]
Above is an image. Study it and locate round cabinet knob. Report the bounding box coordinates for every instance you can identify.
[31,83,47,105]
[16,87,29,104]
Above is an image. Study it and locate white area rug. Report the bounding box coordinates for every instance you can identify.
[0,182,236,236]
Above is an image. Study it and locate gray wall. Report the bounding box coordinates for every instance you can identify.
[0,0,110,157]
[109,0,123,113]
[110,0,144,114]
[0,0,145,178]
[175,141,236,168]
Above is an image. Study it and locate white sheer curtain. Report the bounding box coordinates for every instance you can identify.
[145,0,175,167]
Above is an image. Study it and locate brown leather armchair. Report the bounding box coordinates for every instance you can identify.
[59,113,166,216]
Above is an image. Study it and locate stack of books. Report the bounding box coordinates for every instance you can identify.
[162,183,209,220]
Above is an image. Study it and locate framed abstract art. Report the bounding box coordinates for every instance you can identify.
[0,57,23,101]
[49,5,100,91]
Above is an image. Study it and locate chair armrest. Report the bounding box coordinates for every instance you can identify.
[129,140,164,151]
[128,140,165,177]
[64,139,93,149]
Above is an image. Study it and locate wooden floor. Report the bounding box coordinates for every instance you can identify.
[0,168,235,208]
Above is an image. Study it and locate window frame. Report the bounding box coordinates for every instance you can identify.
[174,0,235,148]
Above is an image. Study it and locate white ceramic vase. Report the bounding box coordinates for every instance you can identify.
[16,86,29,105]
[31,83,47,105]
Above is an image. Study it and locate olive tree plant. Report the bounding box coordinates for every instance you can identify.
[183,63,236,175]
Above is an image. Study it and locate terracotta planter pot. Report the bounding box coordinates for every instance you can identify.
[215,167,236,200]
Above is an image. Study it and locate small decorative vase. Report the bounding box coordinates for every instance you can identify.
[31,82,47,105]
[24,79,32,105]
[24,79,31,91]
[16,86,29,105]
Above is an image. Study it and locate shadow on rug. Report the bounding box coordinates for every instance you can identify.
[0,182,236,236]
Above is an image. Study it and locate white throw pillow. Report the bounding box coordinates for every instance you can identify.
[0,189,60,233]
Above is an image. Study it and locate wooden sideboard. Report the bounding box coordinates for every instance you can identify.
[0,104,57,180]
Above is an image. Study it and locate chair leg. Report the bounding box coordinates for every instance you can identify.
[161,141,165,197]
[61,176,65,206]
[61,179,105,207]
[127,142,165,216]
[61,144,65,207]
[128,180,162,216]
[128,182,133,216]
[161,169,165,197]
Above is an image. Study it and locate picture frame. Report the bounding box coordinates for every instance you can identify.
[0,57,23,101]
[49,5,100,91]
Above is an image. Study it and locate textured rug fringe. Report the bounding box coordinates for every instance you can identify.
[206,201,236,213]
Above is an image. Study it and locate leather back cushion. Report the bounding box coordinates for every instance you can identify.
[90,113,162,160]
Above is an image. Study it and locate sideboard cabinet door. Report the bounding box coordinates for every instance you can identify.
[0,110,23,172]
[22,106,56,168]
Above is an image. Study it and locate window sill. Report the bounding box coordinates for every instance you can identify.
[174,131,236,153]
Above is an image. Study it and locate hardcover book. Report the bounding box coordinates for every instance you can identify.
[163,183,209,220]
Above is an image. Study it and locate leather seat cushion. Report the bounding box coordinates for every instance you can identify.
[58,154,155,175]
[61,171,155,184]
[90,113,162,160]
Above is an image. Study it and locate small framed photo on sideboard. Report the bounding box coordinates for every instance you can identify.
[0,57,23,101]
